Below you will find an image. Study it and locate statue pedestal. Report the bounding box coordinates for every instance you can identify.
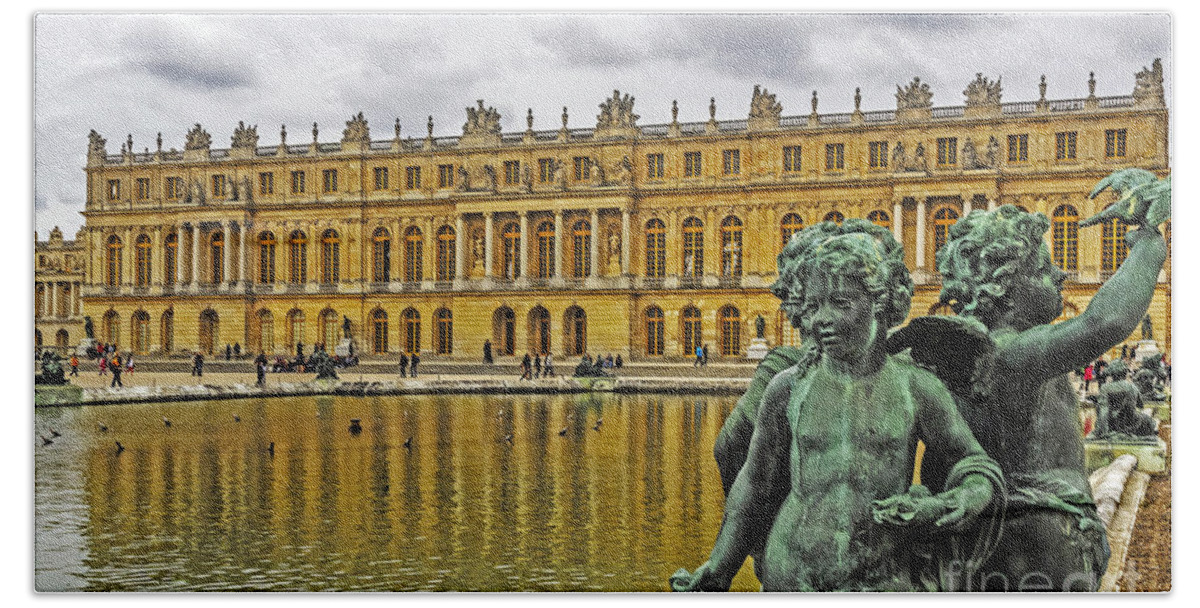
[746,338,770,361]
[1085,437,1167,474]
[1135,339,1161,360]
[76,338,97,357]
[335,339,353,358]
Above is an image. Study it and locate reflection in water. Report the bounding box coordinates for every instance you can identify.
[35,393,758,591]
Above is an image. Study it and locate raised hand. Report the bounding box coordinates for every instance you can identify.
[1083,168,1171,228]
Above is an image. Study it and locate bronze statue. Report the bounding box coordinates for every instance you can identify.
[1089,360,1156,441]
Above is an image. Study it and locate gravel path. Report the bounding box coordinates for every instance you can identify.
[1121,423,1171,591]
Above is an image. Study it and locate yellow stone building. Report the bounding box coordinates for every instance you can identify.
[75,63,1170,361]
[35,226,87,354]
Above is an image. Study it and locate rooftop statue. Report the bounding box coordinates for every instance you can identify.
[1089,360,1157,441]
[463,100,501,136]
[231,121,259,148]
[1133,58,1165,103]
[87,130,107,157]
[342,111,370,144]
[964,73,1002,106]
[896,77,934,110]
[596,90,638,129]
[889,168,1170,591]
[185,124,212,151]
[672,221,1003,592]
[749,84,783,120]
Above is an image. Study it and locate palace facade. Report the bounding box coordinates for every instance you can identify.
[73,61,1170,361]
[35,227,87,353]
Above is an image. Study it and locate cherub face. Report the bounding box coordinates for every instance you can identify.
[805,268,879,364]
[1017,263,1066,326]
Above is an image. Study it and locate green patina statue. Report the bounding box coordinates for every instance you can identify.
[1089,379,1157,442]
[1133,355,1167,401]
[36,351,68,386]
[672,222,1003,591]
[309,349,338,380]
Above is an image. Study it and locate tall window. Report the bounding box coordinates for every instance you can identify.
[211,232,226,284]
[538,158,554,183]
[722,149,741,175]
[684,152,702,177]
[645,219,666,277]
[647,153,664,179]
[321,169,338,193]
[291,171,306,194]
[103,311,120,344]
[1105,129,1127,159]
[406,166,421,189]
[320,230,340,284]
[564,307,587,356]
[404,226,424,282]
[435,308,453,355]
[682,217,704,277]
[936,137,958,166]
[1008,134,1029,163]
[781,213,804,247]
[1101,217,1130,276]
[645,306,664,356]
[130,311,149,354]
[320,309,339,349]
[783,146,802,172]
[164,233,177,285]
[107,180,121,201]
[720,216,743,277]
[825,143,844,170]
[106,235,122,286]
[287,309,305,350]
[573,157,592,181]
[438,164,454,188]
[258,310,274,354]
[136,178,151,201]
[259,172,274,195]
[572,219,591,277]
[502,222,521,279]
[682,306,702,357]
[537,221,556,278]
[372,227,391,282]
[436,225,456,281]
[869,141,889,169]
[495,307,516,356]
[288,231,307,284]
[161,309,174,353]
[166,177,184,200]
[373,167,389,190]
[372,309,388,355]
[824,211,845,225]
[211,175,228,199]
[720,305,742,357]
[259,231,276,284]
[135,234,151,286]
[867,209,892,230]
[1052,205,1080,272]
[503,160,521,185]
[403,308,421,355]
[1055,131,1077,161]
[933,207,959,254]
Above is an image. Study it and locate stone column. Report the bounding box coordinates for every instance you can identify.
[153,226,163,286]
[454,215,464,281]
[175,224,184,288]
[484,212,494,278]
[222,221,232,287]
[50,282,58,319]
[987,197,997,211]
[191,224,201,288]
[518,211,529,278]
[621,208,631,275]
[123,227,133,285]
[892,199,904,244]
[74,281,81,316]
[589,208,599,277]
[553,210,563,277]
[391,219,402,282]
[915,198,927,271]
[240,221,250,287]
[963,196,973,215]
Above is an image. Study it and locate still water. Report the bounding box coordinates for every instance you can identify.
[35,393,761,591]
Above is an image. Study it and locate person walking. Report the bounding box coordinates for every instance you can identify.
[193,352,204,377]
[399,352,409,377]
[694,344,703,367]
[98,354,108,376]
[1095,357,1108,389]
[520,353,532,380]
[1083,363,1094,392]
[702,344,709,366]
[543,352,554,377]
[110,354,123,388]
[256,359,267,387]
[483,340,493,364]
[615,354,623,370]
[409,352,419,377]
[125,353,134,376]
[534,354,542,379]
[225,344,232,361]
[69,354,79,377]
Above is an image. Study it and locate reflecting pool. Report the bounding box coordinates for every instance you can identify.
[35,393,760,591]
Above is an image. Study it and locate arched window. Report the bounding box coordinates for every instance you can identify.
[103,309,120,345]
[682,217,704,278]
[933,207,959,255]
[160,309,174,353]
[56,329,70,351]
[777,309,801,347]
[719,305,742,357]
[867,209,892,230]
[537,221,556,278]
[320,309,339,349]
[135,234,152,286]
[781,213,804,247]
[258,309,274,354]
[572,219,591,278]
[106,235,122,286]
[435,308,453,355]
[1052,205,1079,272]
[564,306,587,356]
[1101,217,1129,276]
[528,306,551,356]
[286,309,305,350]
[288,231,307,284]
[258,231,276,284]
[371,309,388,355]
[198,309,219,355]
[59,284,71,318]
[404,226,423,282]
[35,284,44,319]
[320,229,340,284]
[502,222,521,279]
[721,216,743,277]
[131,310,150,354]
[645,306,664,356]
[210,231,225,285]
[372,227,391,282]
[403,308,421,355]
[682,306,702,357]
[645,218,666,277]
[164,232,178,285]
[436,225,456,281]
[494,307,515,356]
[823,211,845,225]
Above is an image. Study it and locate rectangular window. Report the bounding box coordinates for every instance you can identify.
[291,171,306,194]
[107,179,121,200]
[373,167,388,190]
[406,166,421,190]
[1007,134,1029,163]
[783,146,802,172]
[322,169,338,193]
[258,172,274,195]
[438,164,454,188]
[647,153,664,179]
[1105,129,1127,158]
[868,141,889,169]
[722,149,741,175]
[135,178,150,200]
[1055,131,1077,161]
[211,175,228,198]
[573,156,591,181]
[165,177,184,200]
[936,137,958,166]
[538,158,554,183]
[504,160,521,185]
[684,152,702,177]
[824,144,844,170]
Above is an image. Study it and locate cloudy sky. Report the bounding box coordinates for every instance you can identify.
[33,12,1171,236]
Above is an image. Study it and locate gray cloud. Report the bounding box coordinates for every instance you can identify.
[141,59,256,90]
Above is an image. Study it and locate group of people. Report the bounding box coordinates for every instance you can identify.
[1080,351,1171,393]
[95,344,133,387]
[693,344,710,367]
[398,351,420,377]
[518,352,556,379]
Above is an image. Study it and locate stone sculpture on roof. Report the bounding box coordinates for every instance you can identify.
[596,90,638,129]
[1133,58,1165,104]
[896,77,933,109]
[964,73,1002,106]
[185,124,212,151]
[464,100,501,136]
[231,121,259,148]
[749,85,782,120]
[342,112,370,144]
